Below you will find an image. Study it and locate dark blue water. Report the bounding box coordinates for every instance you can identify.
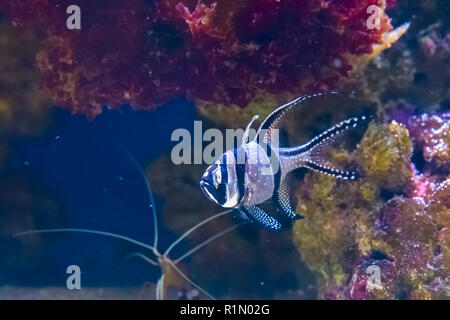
[2,99,200,288]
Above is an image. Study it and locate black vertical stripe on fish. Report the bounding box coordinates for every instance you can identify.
[220,156,229,185]
[215,182,227,205]
[269,145,282,198]
[233,148,246,204]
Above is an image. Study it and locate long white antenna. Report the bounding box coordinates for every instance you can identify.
[163,209,232,257]
[120,148,160,251]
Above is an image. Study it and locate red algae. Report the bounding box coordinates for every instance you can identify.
[0,0,397,118]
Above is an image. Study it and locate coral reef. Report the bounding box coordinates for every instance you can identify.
[347,14,450,113]
[1,0,398,119]
[292,109,449,300]
[408,112,450,170]
[196,1,450,131]
[288,10,450,297]
[356,121,413,189]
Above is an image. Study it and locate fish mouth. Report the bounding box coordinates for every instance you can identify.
[200,179,215,202]
[200,178,210,193]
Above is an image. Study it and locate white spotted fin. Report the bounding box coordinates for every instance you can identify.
[292,115,373,180]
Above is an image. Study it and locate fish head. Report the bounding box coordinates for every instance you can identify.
[200,149,246,208]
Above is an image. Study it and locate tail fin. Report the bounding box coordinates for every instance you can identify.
[301,115,372,180]
[304,162,358,180]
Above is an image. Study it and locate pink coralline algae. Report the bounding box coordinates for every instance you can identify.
[408,112,450,170]
[0,0,397,118]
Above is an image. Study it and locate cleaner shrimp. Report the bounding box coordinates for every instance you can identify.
[15,150,248,300]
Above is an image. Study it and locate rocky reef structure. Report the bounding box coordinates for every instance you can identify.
[347,1,450,113]
[292,109,449,299]
[0,17,51,136]
[408,112,450,170]
[0,0,399,119]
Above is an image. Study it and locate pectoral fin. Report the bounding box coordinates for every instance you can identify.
[242,205,282,231]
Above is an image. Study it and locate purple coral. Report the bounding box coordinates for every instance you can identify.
[293,108,450,300]
[408,112,450,170]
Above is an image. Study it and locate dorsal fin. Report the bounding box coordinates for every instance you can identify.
[254,91,343,146]
[242,115,259,146]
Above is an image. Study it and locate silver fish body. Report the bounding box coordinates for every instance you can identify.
[200,92,369,231]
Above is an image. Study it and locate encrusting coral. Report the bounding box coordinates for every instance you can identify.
[408,112,450,170]
[292,109,449,300]
[356,121,413,189]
